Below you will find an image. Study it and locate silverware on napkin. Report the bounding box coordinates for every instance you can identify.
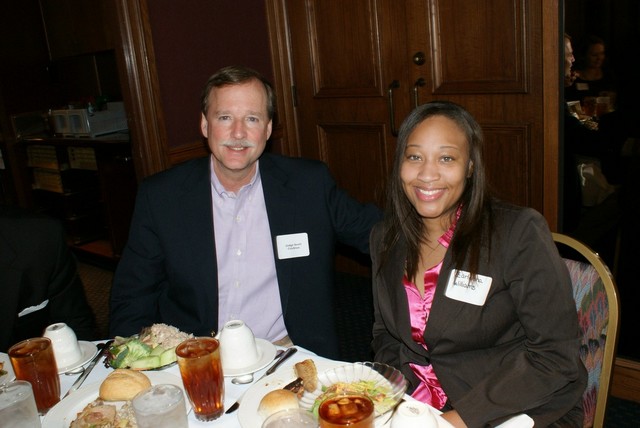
[63,340,113,398]
[225,346,298,414]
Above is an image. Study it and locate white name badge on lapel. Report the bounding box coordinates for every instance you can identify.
[445,269,492,306]
[276,232,310,260]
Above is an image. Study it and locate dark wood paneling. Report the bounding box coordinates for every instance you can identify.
[429,0,528,93]
[318,123,388,206]
[39,0,115,60]
[482,124,531,206]
[307,0,383,97]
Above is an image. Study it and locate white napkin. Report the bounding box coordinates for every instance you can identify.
[495,414,535,428]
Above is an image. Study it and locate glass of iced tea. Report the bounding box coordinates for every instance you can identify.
[318,394,374,428]
[582,96,597,117]
[175,337,224,421]
[8,337,60,414]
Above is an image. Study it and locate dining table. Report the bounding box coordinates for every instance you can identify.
[43,341,531,428]
[38,340,444,427]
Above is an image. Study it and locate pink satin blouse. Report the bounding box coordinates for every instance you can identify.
[403,220,456,410]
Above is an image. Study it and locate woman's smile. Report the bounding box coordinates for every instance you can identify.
[401,115,470,223]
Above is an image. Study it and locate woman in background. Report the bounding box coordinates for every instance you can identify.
[370,101,586,427]
[566,34,617,108]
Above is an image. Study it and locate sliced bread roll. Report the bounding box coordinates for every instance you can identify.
[99,369,151,401]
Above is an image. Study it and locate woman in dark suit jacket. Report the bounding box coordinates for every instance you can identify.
[371,102,586,427]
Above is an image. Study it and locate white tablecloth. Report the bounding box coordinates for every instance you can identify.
[52,344,327,427]
[47,344,451,428]
[42,343,532,427]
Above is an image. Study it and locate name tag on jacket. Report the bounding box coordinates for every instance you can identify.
[276,233,310,259]
[445,270,492,306]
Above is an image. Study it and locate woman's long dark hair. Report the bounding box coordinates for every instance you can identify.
[378,101,493,281]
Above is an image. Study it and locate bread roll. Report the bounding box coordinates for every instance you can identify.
[258,389,299,419]
[294,359,318,392]
[99,369,151,401]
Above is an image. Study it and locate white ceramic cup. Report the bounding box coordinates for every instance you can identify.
[42,322,82,368]
[216,320,260,370]
[390,401,438,428]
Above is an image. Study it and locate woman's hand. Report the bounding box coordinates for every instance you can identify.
[441,410,468,428]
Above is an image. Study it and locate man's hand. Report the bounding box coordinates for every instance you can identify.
[564,70,579,87]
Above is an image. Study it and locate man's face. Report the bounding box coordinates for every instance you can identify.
[564,38,575,79]
[200,79,272,187]
[564,38,576,87]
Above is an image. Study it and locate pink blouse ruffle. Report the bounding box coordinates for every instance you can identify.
[403,221,456,410]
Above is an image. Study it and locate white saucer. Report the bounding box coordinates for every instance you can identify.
[57,341,98,374]
[222,338,277,377]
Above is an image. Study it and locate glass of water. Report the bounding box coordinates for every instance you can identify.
[132,384,188,428]
[0,380,41,428]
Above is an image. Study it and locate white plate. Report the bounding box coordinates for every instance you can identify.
[57,341,98,374]
[0,352,16,385]
[299,363,406,427]
[223,339,277,377]
[42,371,186,427]
[238,359,341,428]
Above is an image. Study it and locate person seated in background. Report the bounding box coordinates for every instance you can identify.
[565,34,617,107]
[370,101,586,427]
[563,34,623,183]
[565,33,629,172]
[563,34,622,263]
[0,204,98,352]
[109,65,382,359]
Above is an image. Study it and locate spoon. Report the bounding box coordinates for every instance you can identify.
[231,349,285,385]
[65,366,85,376]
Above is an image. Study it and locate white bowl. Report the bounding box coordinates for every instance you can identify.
[299,362,407,426]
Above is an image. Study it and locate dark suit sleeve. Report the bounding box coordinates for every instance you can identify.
[370,224,401,363]
[320,163,382,253]
[109,180,165,336]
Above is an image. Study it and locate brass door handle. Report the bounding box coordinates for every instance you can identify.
[387,80,400,137]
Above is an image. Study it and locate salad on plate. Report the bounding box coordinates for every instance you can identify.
[106,324,192,370]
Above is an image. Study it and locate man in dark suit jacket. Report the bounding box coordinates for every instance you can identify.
[109,66,381,358]
[0,205,97,352]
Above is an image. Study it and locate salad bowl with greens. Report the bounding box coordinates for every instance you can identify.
[300,362,407,426]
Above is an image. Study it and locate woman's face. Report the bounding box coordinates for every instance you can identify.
[400,115,471,227]
[586,43,605,69]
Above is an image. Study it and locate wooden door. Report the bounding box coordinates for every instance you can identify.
[284,0,411,209]
[267,0,560,273]
[406,0,547,210]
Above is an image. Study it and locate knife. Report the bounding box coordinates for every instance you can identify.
[225,346,298,414]
[63,340,113,398]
